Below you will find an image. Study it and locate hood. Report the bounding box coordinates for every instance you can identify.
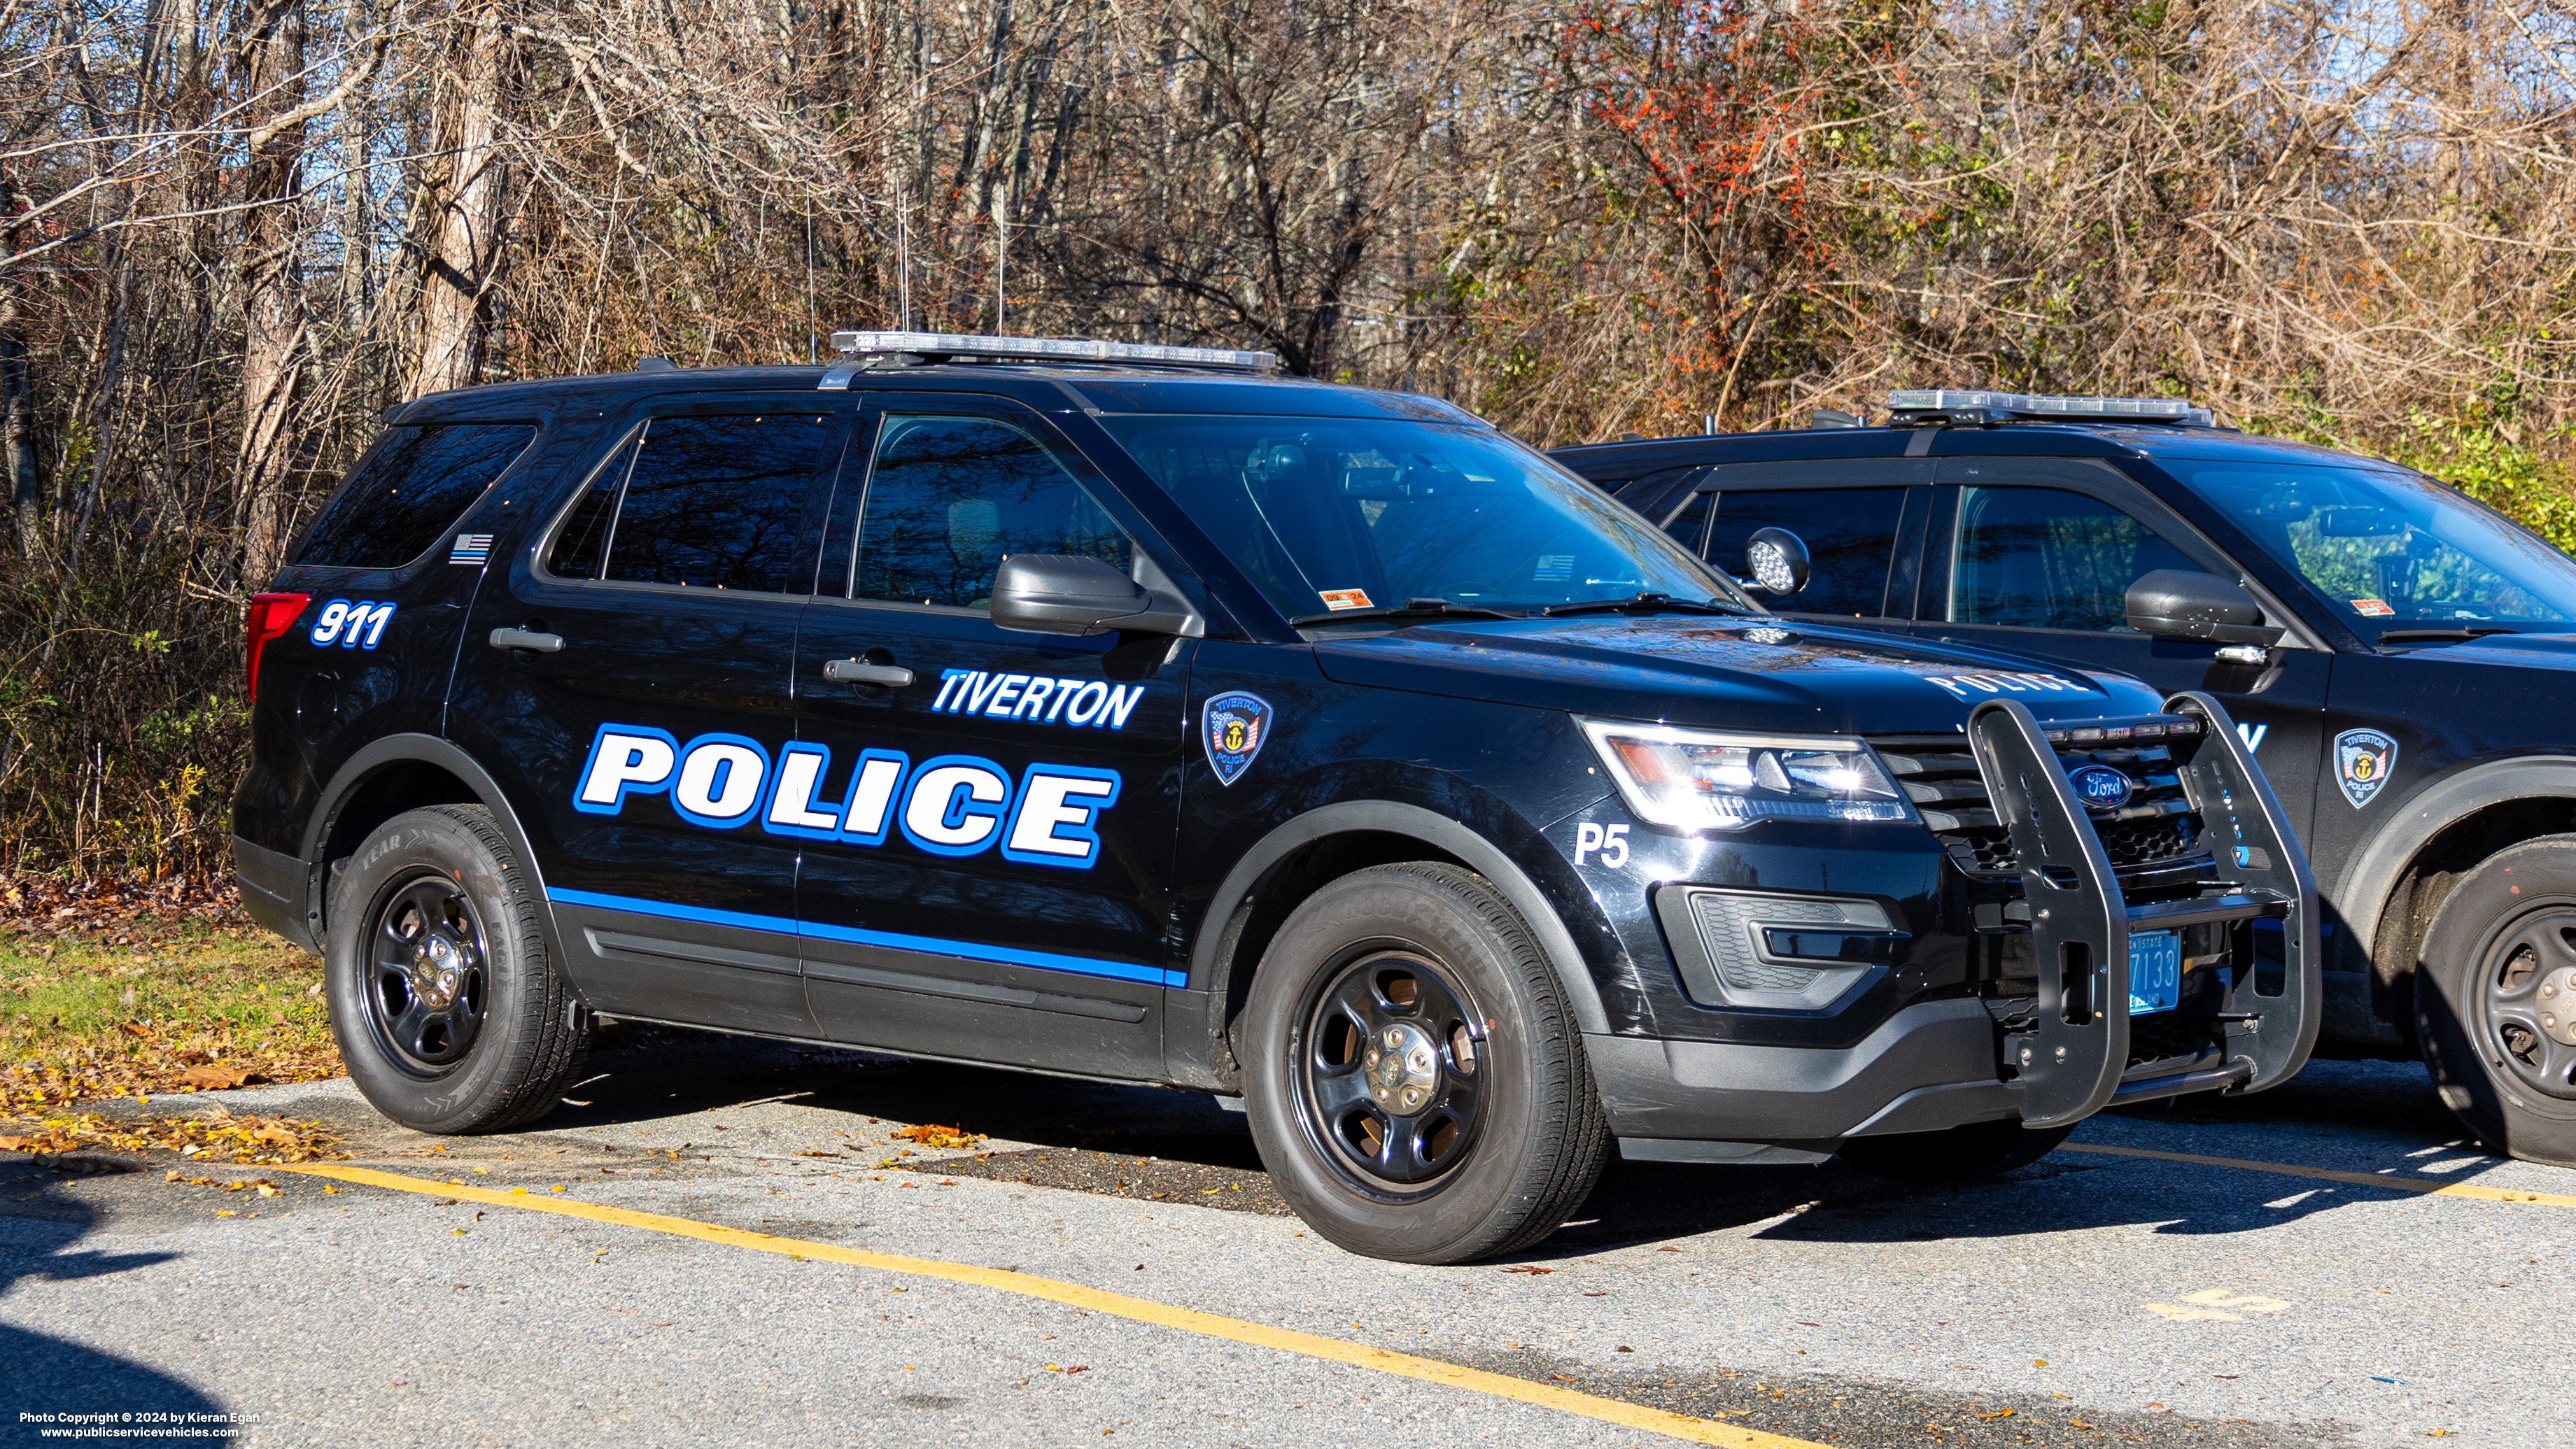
[1311,616,2165,735]
[2426,632,2576,671]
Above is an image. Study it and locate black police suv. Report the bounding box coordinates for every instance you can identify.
[232,344,2318,1263]
[1555,388,2576,1166]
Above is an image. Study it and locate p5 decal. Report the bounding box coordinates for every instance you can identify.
[1573,821,1629,868]
[309,599,395,649]
[572,724,1120,868]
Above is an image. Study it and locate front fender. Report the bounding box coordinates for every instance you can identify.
[2339,753,2576,967]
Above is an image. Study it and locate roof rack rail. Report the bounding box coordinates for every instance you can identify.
[1886,389,2213,428]
[819,330,1277,389]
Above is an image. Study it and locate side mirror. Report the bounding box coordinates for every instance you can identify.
[990,555,1202,638]
[2124,569,2283,646]
[1743,528,1811,596]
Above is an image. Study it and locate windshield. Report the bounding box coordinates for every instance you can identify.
[1099,415,1744,621]
[2167,460,2576,642]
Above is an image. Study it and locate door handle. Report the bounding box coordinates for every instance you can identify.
[823,658,913,687]
[488,628,565,653]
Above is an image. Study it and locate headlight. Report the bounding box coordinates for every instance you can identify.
[1577,719,1917,831]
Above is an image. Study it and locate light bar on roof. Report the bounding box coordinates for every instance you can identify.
[825,331,1277,374]
[1887,389,2212,426]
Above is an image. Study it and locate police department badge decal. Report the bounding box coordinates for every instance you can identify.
[1201,691,1272,787]
[2335,728,2398,808]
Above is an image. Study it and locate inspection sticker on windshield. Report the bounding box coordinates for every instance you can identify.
[1318,588,1374,612]
[2350,598,2396,617]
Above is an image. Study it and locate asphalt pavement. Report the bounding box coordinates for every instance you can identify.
[3,1029,2569,1448]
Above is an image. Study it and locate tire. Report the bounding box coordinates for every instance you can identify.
[2414,835,2576,1167]
[1834,1119,2075,1182]
[1239,862,1611,1264]
[324,805,586,1135]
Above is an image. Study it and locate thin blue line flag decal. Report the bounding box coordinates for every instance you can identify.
[1201,691,1272,788]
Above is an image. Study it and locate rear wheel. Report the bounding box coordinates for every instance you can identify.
[2415,836,2576,1167]
[1240,862,1610,1263]
[1834,1118,2074,1182]
[325,805,586,1135]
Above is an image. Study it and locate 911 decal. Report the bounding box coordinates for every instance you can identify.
[930,670,1146,730]
[309,599,395,649]
[572,724,1120,869]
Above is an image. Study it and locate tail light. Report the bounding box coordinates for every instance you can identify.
[246,592,311,705]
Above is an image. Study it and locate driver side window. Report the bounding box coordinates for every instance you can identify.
[1948,486,2197,631]
[850,415,1130,608]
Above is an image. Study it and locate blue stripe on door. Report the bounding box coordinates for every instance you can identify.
[544,886,1185,989]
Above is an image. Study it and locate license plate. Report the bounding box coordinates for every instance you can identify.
[2129,931,2181,1016]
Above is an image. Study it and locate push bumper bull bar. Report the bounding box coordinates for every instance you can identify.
[1969,691,2321,1129]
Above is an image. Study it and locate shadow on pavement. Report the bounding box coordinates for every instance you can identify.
[0,1161,230,1445]
[434,1027,2512,1260]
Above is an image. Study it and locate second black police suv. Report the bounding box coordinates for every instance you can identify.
[232,339,2318,1262]
[1556,390,2576,1168]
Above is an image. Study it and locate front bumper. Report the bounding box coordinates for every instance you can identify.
[1591,692,2322,1159]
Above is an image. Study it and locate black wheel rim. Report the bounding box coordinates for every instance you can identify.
[360,872,490,1075]
[1290,947,1488,1192]
[2469,902,2576,1101]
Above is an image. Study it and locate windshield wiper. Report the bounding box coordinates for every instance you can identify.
[1538,592,1750,619]
[1288,597,1528,628]
[2377,626,2519,644]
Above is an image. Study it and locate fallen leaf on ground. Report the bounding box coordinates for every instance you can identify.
[179,1064,266,1089]
[1501,1265,1554,1275]
[890,1122,985,1150]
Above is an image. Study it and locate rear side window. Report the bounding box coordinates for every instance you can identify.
[297,423,535,568]
[544,414,836,593]
[1708,487,1907,616]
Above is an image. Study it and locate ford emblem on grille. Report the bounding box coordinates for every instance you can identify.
[2067,763,2136,812]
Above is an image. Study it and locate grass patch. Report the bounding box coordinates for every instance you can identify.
[1,880,339,1111]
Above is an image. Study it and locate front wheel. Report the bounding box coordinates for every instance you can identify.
[1239,863,1610,1264]
[2415,836,2576,1167]
[325,805,586,1136]
[1834,1118,2075,1182]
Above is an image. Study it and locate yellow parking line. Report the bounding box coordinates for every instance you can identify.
[276,1163,1820,1449]
[2058,1143,2576,1207]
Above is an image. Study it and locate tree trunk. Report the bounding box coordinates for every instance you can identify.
[409,6,509,398]
[1,165,37,560]
[237,0,310,585]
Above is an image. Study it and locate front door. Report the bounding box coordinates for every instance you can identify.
[1906,458,2333,844]
[456,400,846,1034]
[791,397,1192,1078]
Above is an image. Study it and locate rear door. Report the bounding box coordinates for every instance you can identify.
[790,394,1194,1078]
[1693,459,1931,626]
[453,397,849,1034]
[1913,456,2332,842]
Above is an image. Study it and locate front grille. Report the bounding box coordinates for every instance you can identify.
[2125,1010,2218,1070]
[1873,716,2206,877]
